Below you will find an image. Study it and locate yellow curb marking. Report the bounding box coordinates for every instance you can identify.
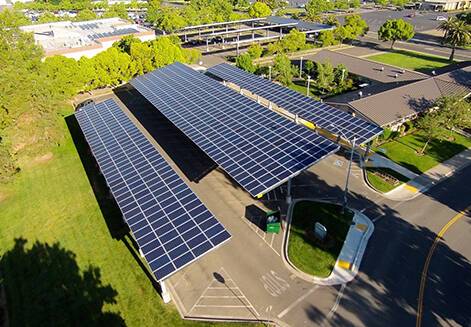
[404,184,419,193]
[416,205,470,327]
[337,260,351,270]
[356,224,367,232]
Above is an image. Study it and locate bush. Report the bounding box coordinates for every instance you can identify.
[235,53,256,73]
[247,43,263,59]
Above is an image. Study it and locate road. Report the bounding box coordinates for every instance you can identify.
[291,152,471,326]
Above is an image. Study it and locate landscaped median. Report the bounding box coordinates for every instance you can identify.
[365,167,410,193]
[284,200,374,286]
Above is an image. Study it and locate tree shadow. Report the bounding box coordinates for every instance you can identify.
[0,238,125,326]
[65,114,128,241]
[65,114,163,296]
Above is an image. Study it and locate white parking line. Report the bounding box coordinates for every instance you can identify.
[277,285,320,318]
[189,267,260,317]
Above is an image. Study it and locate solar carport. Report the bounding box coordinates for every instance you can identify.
[207,63,383,146]
[130,62,340,198]
[75,99,231,301]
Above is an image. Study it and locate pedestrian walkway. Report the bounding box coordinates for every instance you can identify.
[282,200,374,286]
[366,153,419,180]
[384,148,471,201]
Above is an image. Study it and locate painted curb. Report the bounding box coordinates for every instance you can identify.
[282,198,374,286]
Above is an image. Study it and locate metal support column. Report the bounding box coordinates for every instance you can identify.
[343,137,357,212]
[206,38,209,52]
[364,141,372,163]
[286,178,292,204]
[160,281,172,304]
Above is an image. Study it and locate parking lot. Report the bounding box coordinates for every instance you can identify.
[85,84,375,326]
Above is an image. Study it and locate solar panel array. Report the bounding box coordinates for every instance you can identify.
[207,63,383,144]
[75,99,230,281]
[130,62,339,197]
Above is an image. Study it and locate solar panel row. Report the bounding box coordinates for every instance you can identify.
[130,62,339,198]
[75,99,230,281]
[207,63,383,144]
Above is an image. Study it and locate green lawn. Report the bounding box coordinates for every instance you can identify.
[287,201,354,278]
[365,167,410,193]
[0,115,245,327]
[368,50,453,73]
[374,131,471,174]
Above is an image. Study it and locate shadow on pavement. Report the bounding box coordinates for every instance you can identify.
[290,164,471,326]
[113,85,217,183]
[0,238,125,326]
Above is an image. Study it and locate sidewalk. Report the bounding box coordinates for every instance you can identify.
[366,153,419,180]
[384,148,471,201]
[282,200,374,286]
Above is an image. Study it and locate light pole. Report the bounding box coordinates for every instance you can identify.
[306,75,311,97]
[329,124,356,213]
[299,56,303,78]
[268,66,272,81]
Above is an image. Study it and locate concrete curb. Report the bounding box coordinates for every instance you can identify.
[282,199,374,286]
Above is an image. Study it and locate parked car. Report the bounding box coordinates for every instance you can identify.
[436,16,447,21]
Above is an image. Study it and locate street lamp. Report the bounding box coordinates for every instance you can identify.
[299,56,303,78]
[329,124,357,213]
[306,75,311,97]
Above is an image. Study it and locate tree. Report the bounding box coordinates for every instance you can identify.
[248,2,271,18]
[153,7,187,33]
[318,30,338,47]
[438,17,471,61]
[247,43,263,59]
[146,0,162,25]
[273,53,294,86]
[378,18,414,49]
[334,63,348,86]
[280,29,306,52]
[436,96,471,134]
[37,11,61,24]
[417,111,447,155]
[74,9,97,21]
[304,59,315,75]
[343,14,368,43]
[236,53,256,73]
[102,3,129,19]
[323,15,340,27]
[315,61,335,92]
[306,0,333,19]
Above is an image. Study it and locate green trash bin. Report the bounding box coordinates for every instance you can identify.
[266,210,281,234]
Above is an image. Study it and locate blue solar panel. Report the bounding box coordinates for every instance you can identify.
[130,62,339,197]
[207,63,383,144]
[75,99,230,281]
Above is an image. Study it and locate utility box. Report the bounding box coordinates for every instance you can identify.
[266,210,281,234]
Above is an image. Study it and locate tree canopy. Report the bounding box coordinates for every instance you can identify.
[438,17,470,61]
[248,2,272,18]
[0,10,200,181]
[378,18,414,49]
